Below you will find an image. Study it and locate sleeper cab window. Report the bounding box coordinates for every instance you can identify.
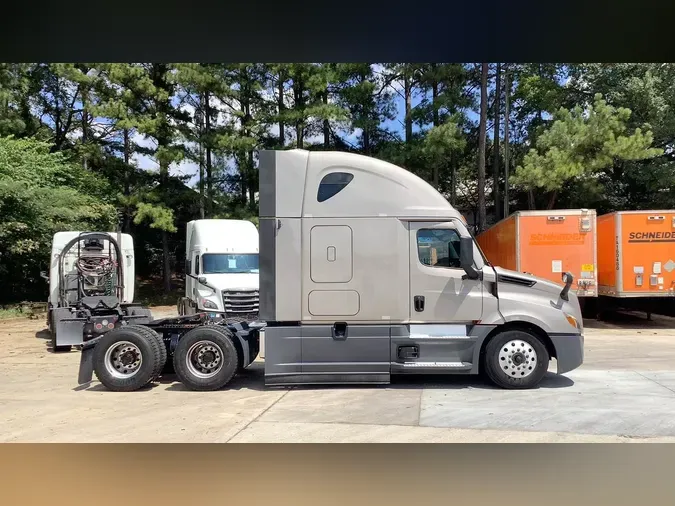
[195,255,200,275]
[317,172,354,202]
[417,228,461,269]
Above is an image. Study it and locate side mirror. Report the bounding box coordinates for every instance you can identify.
[459,236,480,280]
[40,271,49,282]
[198,276,208,285]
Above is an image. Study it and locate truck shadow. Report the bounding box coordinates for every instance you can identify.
[77,363,574,393]
[159,369,574,393]
[35,329,50,340]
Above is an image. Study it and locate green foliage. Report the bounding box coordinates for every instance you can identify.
[0,62,673,302]
[0,306,24,320]
[0,136,117,302]
[514,94,662,192]
[423,121,466,161]
[133,202,177,233]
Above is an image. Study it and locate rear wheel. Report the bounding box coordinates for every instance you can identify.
[484,330,549,390]
[93,325,164,391]
[173,326,240,391]
[124,325,167,381]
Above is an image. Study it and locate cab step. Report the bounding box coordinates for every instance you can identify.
[392,361,474,374]
[403,361,472,369]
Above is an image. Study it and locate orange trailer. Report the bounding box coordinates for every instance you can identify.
[477,209,597,297]
[597,210,675,298]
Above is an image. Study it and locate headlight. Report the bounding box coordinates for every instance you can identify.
[202,299,218,310]
[564,312,580,330]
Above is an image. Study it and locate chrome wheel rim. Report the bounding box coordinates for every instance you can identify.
[104,341,143,379]
[499,340,538,378]
[186,340,224,379]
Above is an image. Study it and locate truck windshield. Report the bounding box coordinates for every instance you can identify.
[201,254,259,274]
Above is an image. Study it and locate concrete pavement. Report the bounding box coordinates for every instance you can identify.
[2,309,675,442]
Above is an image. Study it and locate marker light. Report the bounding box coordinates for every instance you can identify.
[564,313,580,330]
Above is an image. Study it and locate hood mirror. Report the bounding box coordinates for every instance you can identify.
[560,272,574,301]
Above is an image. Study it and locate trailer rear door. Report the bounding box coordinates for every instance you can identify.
[518,212,596,293]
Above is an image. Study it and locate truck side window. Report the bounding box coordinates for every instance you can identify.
[417,229,461,269]
[317,172,354,202]
[195,255,200,275]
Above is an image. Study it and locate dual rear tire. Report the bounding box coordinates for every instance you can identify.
[172,326,240,391]
[93,325,166,392]
[92,324,240,392]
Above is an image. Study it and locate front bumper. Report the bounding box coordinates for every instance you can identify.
[550,332,584,374]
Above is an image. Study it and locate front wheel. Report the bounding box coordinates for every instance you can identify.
[173,326,240,391]
[484,330,549,390]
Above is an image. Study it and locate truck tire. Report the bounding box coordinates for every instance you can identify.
[484,330,549,390]
[93,325,164,392]
[173,326,240,391]
[123,324,167,381]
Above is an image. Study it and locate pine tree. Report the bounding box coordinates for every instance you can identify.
[333,64,394,154]
[476,63,488,232]
[94,63,187,292]
[514,94,663,209]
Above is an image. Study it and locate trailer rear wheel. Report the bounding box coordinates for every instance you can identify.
[484,330,549,390]
[93,326,163,392]
[173,326,240,391]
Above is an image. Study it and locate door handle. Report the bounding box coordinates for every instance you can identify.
[332,322,348,340]
[414,295,425,312]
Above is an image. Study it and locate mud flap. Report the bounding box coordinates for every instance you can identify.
[77,337,101,385]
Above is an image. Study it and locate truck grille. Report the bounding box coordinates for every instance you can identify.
[222,289,259,320]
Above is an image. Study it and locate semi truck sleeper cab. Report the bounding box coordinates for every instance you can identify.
[258,149,584,390]
[77,149,584,392]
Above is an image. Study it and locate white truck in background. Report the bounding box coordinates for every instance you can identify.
[44,231,152,352]
[177,219,260,322]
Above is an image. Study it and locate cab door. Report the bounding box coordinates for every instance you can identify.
[409,221,483,323]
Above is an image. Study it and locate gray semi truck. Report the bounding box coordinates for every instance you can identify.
[77,149,584,392]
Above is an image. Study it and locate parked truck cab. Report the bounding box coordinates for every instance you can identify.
[179,219,260,322]
[77,150,584,393]
[259,149,584,389]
